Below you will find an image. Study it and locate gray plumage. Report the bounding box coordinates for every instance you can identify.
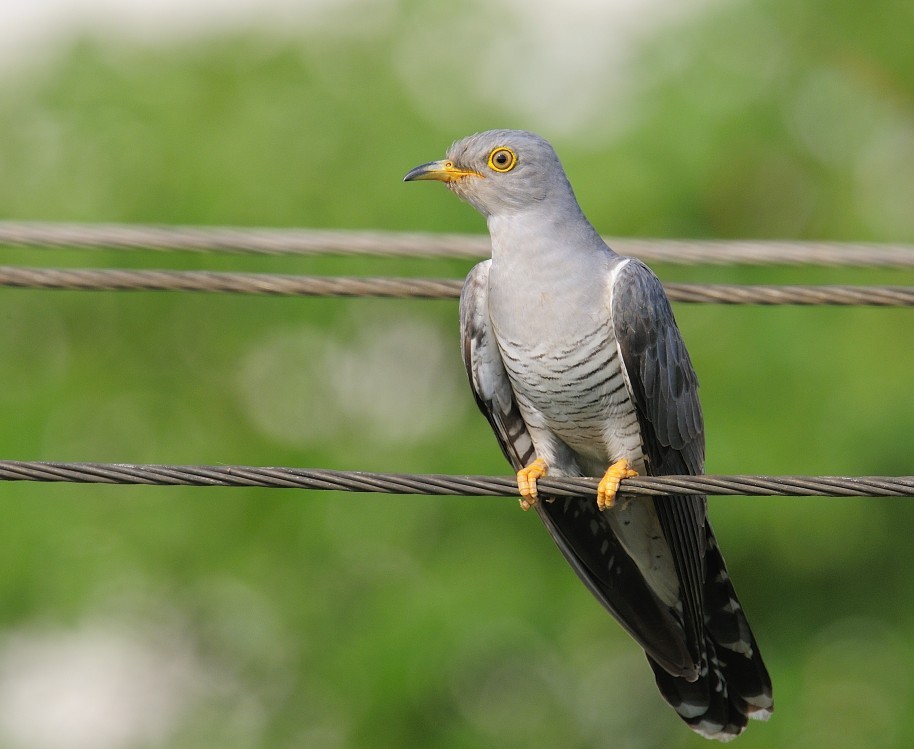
[405,130,772,741]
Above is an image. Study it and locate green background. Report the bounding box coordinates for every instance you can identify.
[0,0,913,747]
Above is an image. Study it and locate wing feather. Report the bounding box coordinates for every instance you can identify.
[612,259,707,668]
[459,261,535,470]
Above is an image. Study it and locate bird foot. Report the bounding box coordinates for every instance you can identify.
[516,458,548,511]
[597,459,638,511]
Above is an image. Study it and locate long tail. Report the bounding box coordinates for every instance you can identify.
[649,523,773,741]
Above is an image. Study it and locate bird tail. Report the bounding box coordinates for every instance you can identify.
[648,524,773,742]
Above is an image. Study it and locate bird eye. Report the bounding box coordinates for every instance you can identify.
[487,147,517,173]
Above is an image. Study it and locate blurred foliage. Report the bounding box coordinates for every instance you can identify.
[0,0,912,747]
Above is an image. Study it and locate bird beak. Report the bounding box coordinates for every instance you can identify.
[403,159,481,183]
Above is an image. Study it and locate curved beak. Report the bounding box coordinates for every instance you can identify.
[403,159,481,183]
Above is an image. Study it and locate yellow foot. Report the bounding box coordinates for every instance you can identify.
[516,458,548,511]
[597,459,639,511]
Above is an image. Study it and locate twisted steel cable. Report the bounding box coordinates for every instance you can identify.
[2,222,914,268]
[0,461,911,497]
[1,266,912,305]
[0,266,463,299]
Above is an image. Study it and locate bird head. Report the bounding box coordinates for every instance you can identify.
[403,129,577,218]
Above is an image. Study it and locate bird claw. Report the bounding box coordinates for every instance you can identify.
[516,458,548,511]
[597,459,638,511]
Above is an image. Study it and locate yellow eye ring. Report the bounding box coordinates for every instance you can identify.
[487,147,517,173]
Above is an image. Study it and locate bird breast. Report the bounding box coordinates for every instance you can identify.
[488,258,644,468]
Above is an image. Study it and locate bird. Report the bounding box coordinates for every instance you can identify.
[404,130,773,741]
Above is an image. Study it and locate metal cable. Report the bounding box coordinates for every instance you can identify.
[661,283,914,306]
[2,222,914,268]
[0,266,463,299]
[1,266,913,305]
[0,460,911,497]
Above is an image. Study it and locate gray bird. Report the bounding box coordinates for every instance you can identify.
[405,130,773,741]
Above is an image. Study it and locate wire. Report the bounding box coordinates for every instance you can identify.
[2,222,914,267]
[0,460,911,497]
[662,283,914,306]
[1,266,912,305]
[0,223,488,257]
[0,266,462,299]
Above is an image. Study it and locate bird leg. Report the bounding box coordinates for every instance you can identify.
[596,458,639,511]
[516,458,548,511]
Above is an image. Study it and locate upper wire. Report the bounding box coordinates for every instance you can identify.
[2,222,914,267]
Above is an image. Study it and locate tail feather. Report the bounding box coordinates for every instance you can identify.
[649,525,772,741]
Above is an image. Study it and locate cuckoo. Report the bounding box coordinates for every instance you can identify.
[405,130,773,741]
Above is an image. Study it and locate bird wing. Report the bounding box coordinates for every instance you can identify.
[611,258,708,668]
[460,259,698,677]
[460,260,537,470]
